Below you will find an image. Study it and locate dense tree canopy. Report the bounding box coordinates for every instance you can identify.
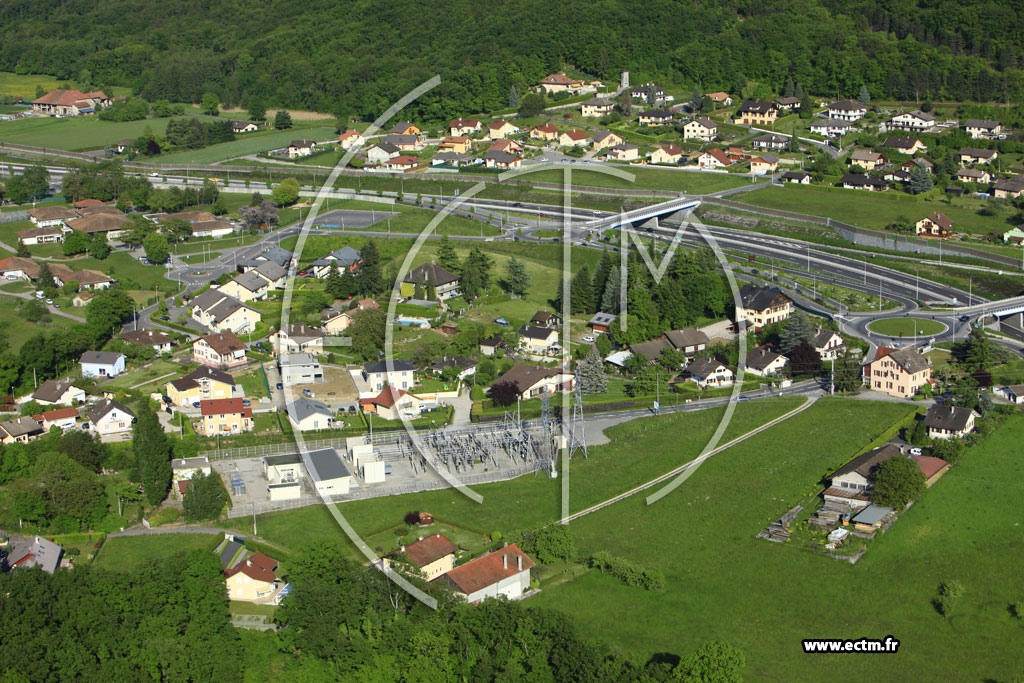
[3,0,1023,121]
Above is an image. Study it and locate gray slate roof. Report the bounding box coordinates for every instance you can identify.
[80,351,125,366]
[884,347,931,374]
[738,284,790,311]
[86,398,135,424]
[307,447,350,481]
[925,404,973,432]
[288,397,333,423]
[663,328,709,349]
[6,536,62,573]
[32,379,81,403]
[364,360,416,373]
[230,270,269,293]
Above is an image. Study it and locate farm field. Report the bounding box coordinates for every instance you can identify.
[738,183,1018,237]
[532,407,1024,681]
[519,167,750,194]
[0,113,215,150]
[156,126,338,164]
[0,71,60,99]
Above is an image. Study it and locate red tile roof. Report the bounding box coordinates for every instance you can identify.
[33,89,107,106]
[373,386,407,409]
[403,534,459,568]
[41,407,78,421]
[200,398,252,418]
[911,454,949,479]
[224,552,278,583]
[444,544,535,595]
[562,129,589,141]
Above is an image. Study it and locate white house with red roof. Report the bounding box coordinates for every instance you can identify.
[368,386,426,420]
[32,89,111,116]
[698,148,732,169]
[442,544,535,603]
[224,551,281,602]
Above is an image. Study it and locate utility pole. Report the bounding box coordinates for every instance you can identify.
[830,358,835,395]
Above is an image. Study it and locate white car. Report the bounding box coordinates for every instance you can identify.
[908,447,923,456]
[45,299,53,305]
[150,172,160,177]
[582,334,597,343]
[35,291,44,298]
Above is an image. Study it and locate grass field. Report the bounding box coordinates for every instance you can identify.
[102,359,182,391]
[522,399,1024,681]
[868,317,948,337]
[72,251,175,291]
[0,113,215,151]
[157,126,337,164]
[226,398,807,555]
[0,72,59,100]
[740,183,1018,237]
[93,533,220,571]
[516,167,749,195]
[0,296,77,352]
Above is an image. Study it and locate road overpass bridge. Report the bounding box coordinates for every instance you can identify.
[584,196,700,233]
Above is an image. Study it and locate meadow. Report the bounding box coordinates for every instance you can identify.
[93,533,221,571]
[156,126,337,164]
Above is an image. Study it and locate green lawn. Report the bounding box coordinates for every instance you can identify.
[0,113,216,151]
[739,183,1019,237]
[0,71,60,99]
[503,167,749,195]
[226,398,806,556]
[94,533,221,571]
[868,317,947,337]
[157,126,337,164]
[71,251,175,291]
[236,368,270,398]
[0,297,77,354]
[103,359,183,391]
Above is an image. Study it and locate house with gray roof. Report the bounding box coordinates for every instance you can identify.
[0,416,45,444]
[5,536,63,573]
[286,397,335,432]
[278,353,323,384]
[80,351,126,378]
[924,404,976,440]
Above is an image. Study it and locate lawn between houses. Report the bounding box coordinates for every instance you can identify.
[527,401,1024,681]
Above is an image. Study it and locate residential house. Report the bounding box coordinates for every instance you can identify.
[685,357,734,388]
[239,246,293,272]
[530,123,560,141]
[580,97,614,117]
[903,157,934,174]
[79,351,126,378]
[85,399,135,436]
[438,135,471,154]
[827,100,866,121]
[994,384,1024,403]
[750,154,779,175]
[188,290,261,333]
[487,138,522,155]
[224,552,281,602]
[429,356,477,380]
[432,151,474,167]
[29,379,85,406]
[849,149,885,170]
[190,219,234,239]
[484,150,522,169]
[960,147,998,165]
[841,173,888,191]
[487,119,519,139]
[530,311,561,328]
[287,140,316,158]
[491,365,574,400]
[271,322,324,355]
[65,211,132,241]
[278,353,323,385]
[659,328,709,355]
[218,271,270,302]
[36,407,79,431]
[812,328,844,360]
[744,348,788,377]
[384,155,418,171]
[883,137,926,155]
[698,148,732,169]
[390,122,420,135]
[889,111,935,132]
[994,176,1024,199]
[925,404,976,440]
[809,119,855,138]
[363,359,415,392]
[337,129,366,149]
[751,133,788,151]
[1002,226,1024,244]
[823,444,896,509]
[309,245,362,278]
[955,167,991,184]
[735,100,777,126]
[400,263,460,300]
[885,169,912,183]
[369,386,425,420]
[735,284,792,331]
[588,312,616,334]
[17,225,64,246]
[199,398,253,437]
[389,534,459,581]
[307,447,351,495]
[915,212,954,238]
[32,89,110,116]
[366,142,401,164]
[517,325,559,354]
[449,118,482,136]
[633,83,665,105]
[443,544,535,603]
[591,130,623,150]
[231,120,259,134]
[28,206,78,228]
[781,171,812,184]
[0,416,44,445]
[605,143,639,161]
[863,346,932,398]
[638,109,673,126]
[538,73,584,94]
[119,329,173,354]
[166,366,236,406]
[380,134,420,152]
[558,129,591,148]
[705,92,733,107]
[650,144,684,165]
[286,397,335,431]
[683,117,718,142]
[479,335,503,356]
[773,96,800,112]
[0,257,39,282]
[964,119,1002,139]
[5,536,62,574]
[193,331,248,369]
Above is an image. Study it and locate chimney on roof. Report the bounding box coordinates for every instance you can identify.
[246,558,252,567]
[503,553,508,570]
[418,536,423,541]
[517,555,522,571]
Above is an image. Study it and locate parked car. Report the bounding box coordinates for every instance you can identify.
[276,382,283,390]
[159,315,170,321]
[242,399,251,407]
[909,447,923,456]
[45,299,53,305]
[34,291,44,298]
[302,388,312,397]
[53,303,60,308]
[581,335,596,343]
[192,401,201,408]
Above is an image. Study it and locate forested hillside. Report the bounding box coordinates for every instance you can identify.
[1,0,1023,119]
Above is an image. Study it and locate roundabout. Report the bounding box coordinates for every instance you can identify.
[867,316,948,338]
